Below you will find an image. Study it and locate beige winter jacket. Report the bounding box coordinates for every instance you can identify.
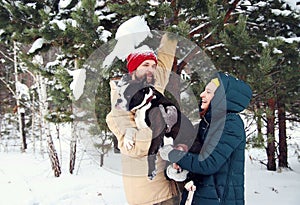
[106,34,178,205]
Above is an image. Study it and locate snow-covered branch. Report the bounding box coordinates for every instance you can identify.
[0,49,13,62]
[0,77,16,96]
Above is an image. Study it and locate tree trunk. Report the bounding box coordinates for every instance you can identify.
[47,134,61,177]
[37,73,61,176]
[69,60,79,174]
[20,111,27,150]
[100,154,104,167]
[266,98,276,171]
[14,41,27,151]
[36,74,45,156]
[278,98,288,168]
[255,101,264,147]
[69,124,77,174]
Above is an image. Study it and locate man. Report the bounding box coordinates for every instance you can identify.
[106,33,179,205]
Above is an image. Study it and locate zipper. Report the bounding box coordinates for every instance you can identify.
[201,116,210,140]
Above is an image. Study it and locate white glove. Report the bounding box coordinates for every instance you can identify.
[166,164,189,182]
[159,144,174,161]
[159,105,178,132]
[124,128,137,150]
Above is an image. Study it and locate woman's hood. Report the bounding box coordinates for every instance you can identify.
[212,72,252,113]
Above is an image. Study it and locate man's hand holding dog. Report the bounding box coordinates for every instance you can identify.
[124,128,137,150]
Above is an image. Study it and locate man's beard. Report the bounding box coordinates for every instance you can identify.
[135,74,155,85]
[146,75,155,84]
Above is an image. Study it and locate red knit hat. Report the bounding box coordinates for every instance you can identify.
[126,51,158,73]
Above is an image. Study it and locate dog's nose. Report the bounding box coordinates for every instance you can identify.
[116,99,122,104]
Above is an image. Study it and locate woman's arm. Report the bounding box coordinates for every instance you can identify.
[168,116,245,175]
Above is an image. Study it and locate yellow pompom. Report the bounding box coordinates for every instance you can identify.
[211,78,220,87]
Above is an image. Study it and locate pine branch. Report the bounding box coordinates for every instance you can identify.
[177,46,200,74]
[252,83,279,102]
[189,22,211,38]
[189,0,240,38]
[0,77,16,96]
[285,117,300,122]
[0,49,14,62]
[223,0,241,23]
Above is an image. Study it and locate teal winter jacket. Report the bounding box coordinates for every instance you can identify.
[169,72,252,205]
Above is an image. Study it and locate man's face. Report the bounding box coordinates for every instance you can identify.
[132,59,157,84]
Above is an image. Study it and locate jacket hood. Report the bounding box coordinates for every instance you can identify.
[212,72,252,113]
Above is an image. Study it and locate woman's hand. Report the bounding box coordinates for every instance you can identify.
[175,144,188,152]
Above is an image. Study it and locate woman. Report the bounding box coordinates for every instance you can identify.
[106,33,180,205]
[160,72,252,205]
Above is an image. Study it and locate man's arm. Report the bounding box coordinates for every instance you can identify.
[154,34,178,94]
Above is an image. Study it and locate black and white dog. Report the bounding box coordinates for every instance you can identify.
[114,78,197,180]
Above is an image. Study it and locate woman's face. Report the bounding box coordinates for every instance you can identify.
[200,81,218,111]
[132,59,157,83]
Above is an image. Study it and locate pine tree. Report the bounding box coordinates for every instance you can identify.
[243,0,300,170]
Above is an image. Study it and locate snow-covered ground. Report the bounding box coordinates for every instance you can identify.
[0,121,299,205]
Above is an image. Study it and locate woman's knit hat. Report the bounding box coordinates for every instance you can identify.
[126,51,157,73]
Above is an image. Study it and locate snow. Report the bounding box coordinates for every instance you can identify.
[0,151,126,205]
[102,16,153,69]
[28,38,45,54]
[246,148,300,205]
[240,0,300,12]
[283,0,300,11]
[272,9,292,16]
[58,0,73,9]
[0,123,127,205]
[0,120,299,205]
[16,81,30,100]
[50,19,78,31]
[68,69,86,101]
[272,36,300,43]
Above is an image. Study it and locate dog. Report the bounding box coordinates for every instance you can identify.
[114,78,197,180]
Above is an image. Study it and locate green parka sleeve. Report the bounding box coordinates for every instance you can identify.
[169,114,245,175]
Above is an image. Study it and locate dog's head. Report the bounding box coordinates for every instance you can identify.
[115,79,155,111]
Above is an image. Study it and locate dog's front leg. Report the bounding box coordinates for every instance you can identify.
[146,107,167,180]
[147,154,157,180]
[147,136,164,180]
[134,105,150,130]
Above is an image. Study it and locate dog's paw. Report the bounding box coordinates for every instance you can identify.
[148,170,157,180]
[159,105,178,132]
